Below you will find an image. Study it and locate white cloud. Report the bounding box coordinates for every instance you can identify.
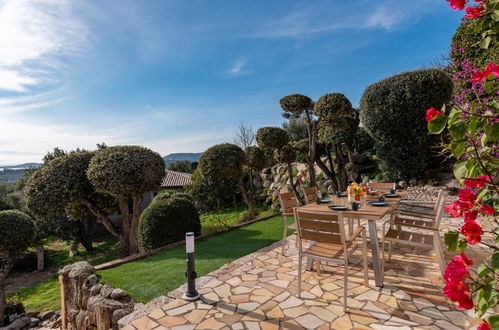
[227,59,248,76]
[0,0,87,92]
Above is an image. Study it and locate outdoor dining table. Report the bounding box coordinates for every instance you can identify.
[297,192,406,288]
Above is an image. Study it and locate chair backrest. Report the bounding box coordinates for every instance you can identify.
[278,191,299,215]
[367,182,395,192]
[294,209,346,248]
[303,187,318,204]
[434,189,446,228]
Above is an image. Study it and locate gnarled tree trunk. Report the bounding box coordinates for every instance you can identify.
[0,258,13,327]
[238,176,255,220]
[287,163,305,205]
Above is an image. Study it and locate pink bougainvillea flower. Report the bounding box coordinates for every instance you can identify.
[477,320,491,330]
[443,281,474,309]
[460,220,483,244]
[464,211,478,222]
[445,201,470,217]
[464,175,491,188]
[464,5,484,18]
[444,253,473,282]
[447,0,467,10]
[459,189,477,202]
[425,107,443,122]
[480,203,495,215]
[486,62,499,77]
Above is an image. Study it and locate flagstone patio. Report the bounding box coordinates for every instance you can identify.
[122,214,489,330]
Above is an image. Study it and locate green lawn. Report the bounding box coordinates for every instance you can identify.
[98,215,292,302]
[200,204,275,234]
[10,215,293,310]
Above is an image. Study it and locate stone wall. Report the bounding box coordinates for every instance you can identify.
[58,262,135,330]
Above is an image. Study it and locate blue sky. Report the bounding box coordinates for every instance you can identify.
[0,0,463,164]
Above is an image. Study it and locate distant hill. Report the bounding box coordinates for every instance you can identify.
[0,163,41,183]
[163,153,202,165]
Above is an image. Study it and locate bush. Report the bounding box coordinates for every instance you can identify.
[184,170,240,213]
[198,144,245,181]
[314,93,354,120]
[138,197,201,251]
[0,210,36,256]
[279,94,312,115]
[360,68,453,180]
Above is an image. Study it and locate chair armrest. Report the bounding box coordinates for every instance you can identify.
[393,219,440,231]
[347,227,364,242]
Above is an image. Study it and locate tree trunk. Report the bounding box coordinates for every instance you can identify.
[287,163,305,205]
[0,258,13,327]
[81,199,119,238]
[335,145,349,191]
[346,144,356,182]
[78,218,94,252]
[129,195,144,254]
[117,195,133,258]
[315,157,339,192]
[305,113,317,187]
[238,176,255,220]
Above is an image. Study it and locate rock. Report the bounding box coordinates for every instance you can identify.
[3,316,31,330]
[262,167,271,174]
[324,180,332,187]
[30,317,40,326]
[25,310,39,318]
[38,310,55,321]
[398,181,408,189]
[90,283,102,296]
[86,274,98,287]
[110,288,127,299]
[263,180,272,188]
[100,283,114,298]
[274,174,281,182]
[270,182,280,190]
[112,308,130,322]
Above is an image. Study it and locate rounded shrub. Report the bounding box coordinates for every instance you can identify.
[256,127,289,150]
[198,143,245,181]
[314,93,354,120]
[360,68,453,180]
[138,196,201,251]
[274,145,296,164]
[0,210,36,257]
[244,146,267,172]
[279,94,313,115]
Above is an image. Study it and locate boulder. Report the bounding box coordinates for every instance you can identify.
[110,288,127,300]
[25,310,39,318]
[38,310,55,321]
[99,283,114,298]
[263,180,272,188]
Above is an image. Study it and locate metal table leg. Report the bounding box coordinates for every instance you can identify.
[368,219,383,287]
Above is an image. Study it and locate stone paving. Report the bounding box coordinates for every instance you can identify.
[122,210,491,330]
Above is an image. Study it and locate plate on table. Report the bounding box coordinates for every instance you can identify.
[328,205,348,211]
[321,199,331,203]
[339,193,348,197]
[384,193,400,198]
[368,201,389,207]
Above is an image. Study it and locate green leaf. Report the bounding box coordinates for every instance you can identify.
[447,108,462,126]
[458,239,468,252]
[488,315,499,329]
[451,139,467,159]
[477,188,489,202]
[428,115,447,134]
[469,116,479,135]
[445,231,460,252]
[480,36,491,49]
[448,122,467,140]
[477,264,490,277]
[481,132,489,147]
[492,252,499,269]
[486,123,499,140]
[453,160,468,181]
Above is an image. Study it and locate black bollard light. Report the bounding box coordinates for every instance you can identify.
[182,232,200,300]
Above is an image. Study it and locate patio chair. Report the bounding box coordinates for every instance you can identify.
[303,186,318,204]
[294,209,368,312]
[278,191,300,255]
[382,198,446,277]
[397,188,445,220]
[367,182,395,193]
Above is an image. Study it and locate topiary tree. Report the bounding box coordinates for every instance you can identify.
[0,210,36,326]
[138,196,201,251]
[23,152,117,254]
[280,94,319,187]
[184,169,240,213]
[256,127,305,204]
[87,146,165,256]
[360,68,453,180]
[199,143,257,219]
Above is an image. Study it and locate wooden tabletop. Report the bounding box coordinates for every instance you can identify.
[298,192,406,219]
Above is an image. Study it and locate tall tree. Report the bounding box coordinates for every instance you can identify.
[256,127,305,205]
[199,143,256,219]
[280,94,317,187]
[87,146,165,256]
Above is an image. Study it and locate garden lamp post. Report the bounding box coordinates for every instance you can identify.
[183,232,200,301]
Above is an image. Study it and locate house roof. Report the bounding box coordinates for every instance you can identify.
[161,169,192,188]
